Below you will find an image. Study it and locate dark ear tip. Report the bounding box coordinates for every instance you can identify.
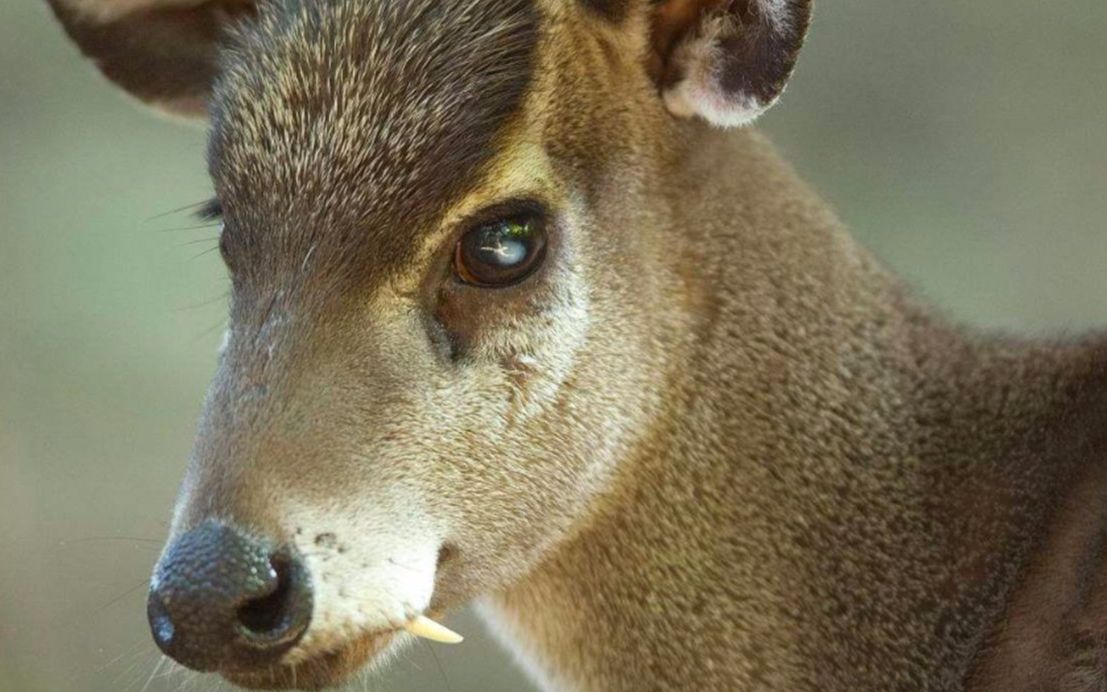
[656,0,813,127]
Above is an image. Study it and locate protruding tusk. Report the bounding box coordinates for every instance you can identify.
[404,615,464,644]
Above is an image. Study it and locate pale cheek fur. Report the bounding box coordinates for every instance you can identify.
[500,250,592,420]
[278,501,443,664]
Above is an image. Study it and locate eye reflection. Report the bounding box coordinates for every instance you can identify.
[478,231,527,265]
[455,215,547,287]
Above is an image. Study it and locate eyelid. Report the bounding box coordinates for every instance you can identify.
[456,198,548,235]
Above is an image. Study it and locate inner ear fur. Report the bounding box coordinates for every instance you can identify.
[649,0,812,127]
[47,0,255,117]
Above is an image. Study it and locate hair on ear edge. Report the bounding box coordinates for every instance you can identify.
[55,0,210,23]
[660,0,811,128]
[661,11,771,126]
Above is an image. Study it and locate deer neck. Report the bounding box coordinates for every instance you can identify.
[480,128,1107,691]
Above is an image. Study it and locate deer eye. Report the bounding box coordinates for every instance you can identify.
[454,214,547,287]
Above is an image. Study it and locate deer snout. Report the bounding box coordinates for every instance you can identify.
[146,519,313,673]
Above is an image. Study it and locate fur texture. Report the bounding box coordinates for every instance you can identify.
[46,0,1107,690]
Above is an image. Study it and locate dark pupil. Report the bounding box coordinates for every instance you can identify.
[461,219,541,285]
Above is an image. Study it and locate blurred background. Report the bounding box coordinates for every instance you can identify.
[1,1,1105,690]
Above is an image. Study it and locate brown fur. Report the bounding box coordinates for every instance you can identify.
[46,0,255,114]
[46,0,1107,689]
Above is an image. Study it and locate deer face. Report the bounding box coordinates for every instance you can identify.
[49,0,810,687]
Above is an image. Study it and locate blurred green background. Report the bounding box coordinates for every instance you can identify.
[1,1,1105,690]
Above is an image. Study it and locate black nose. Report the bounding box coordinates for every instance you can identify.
[147,519,312,672]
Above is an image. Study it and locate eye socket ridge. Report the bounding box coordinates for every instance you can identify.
[453,199,550,288]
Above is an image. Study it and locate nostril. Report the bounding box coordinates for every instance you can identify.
[237,554,292,635]
[235,551,311,647]
[147,521,314,671]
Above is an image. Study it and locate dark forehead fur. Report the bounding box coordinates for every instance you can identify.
[209,0,539,294]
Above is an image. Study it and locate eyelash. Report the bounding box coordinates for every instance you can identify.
[197,198,223,222]
[198,197,552,278]
[458,198,547,232]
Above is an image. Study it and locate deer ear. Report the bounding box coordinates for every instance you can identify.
[46,0,255,117]
[650,0,812,127]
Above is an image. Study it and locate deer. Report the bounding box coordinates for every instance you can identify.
[46,0,1107,690]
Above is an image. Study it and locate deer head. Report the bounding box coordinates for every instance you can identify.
[48,0,812,687]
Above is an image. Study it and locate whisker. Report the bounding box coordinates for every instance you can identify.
[94,579,151,616]
[197,319,228,341]
[421,638,456,692]
[63,536,163,546]
[172,293,230,313]
[118,650,159,692]
[397,642,423,672]
[90,636,151,677]
[158,659,187,692]
[188,246,222,262]
[177,236,221,248]
[145,200,215,222]
[154,659,180,683]
[138,655,169,692]
[171,665,195,692]
[94,646,142,675]
[156,223,223,234]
